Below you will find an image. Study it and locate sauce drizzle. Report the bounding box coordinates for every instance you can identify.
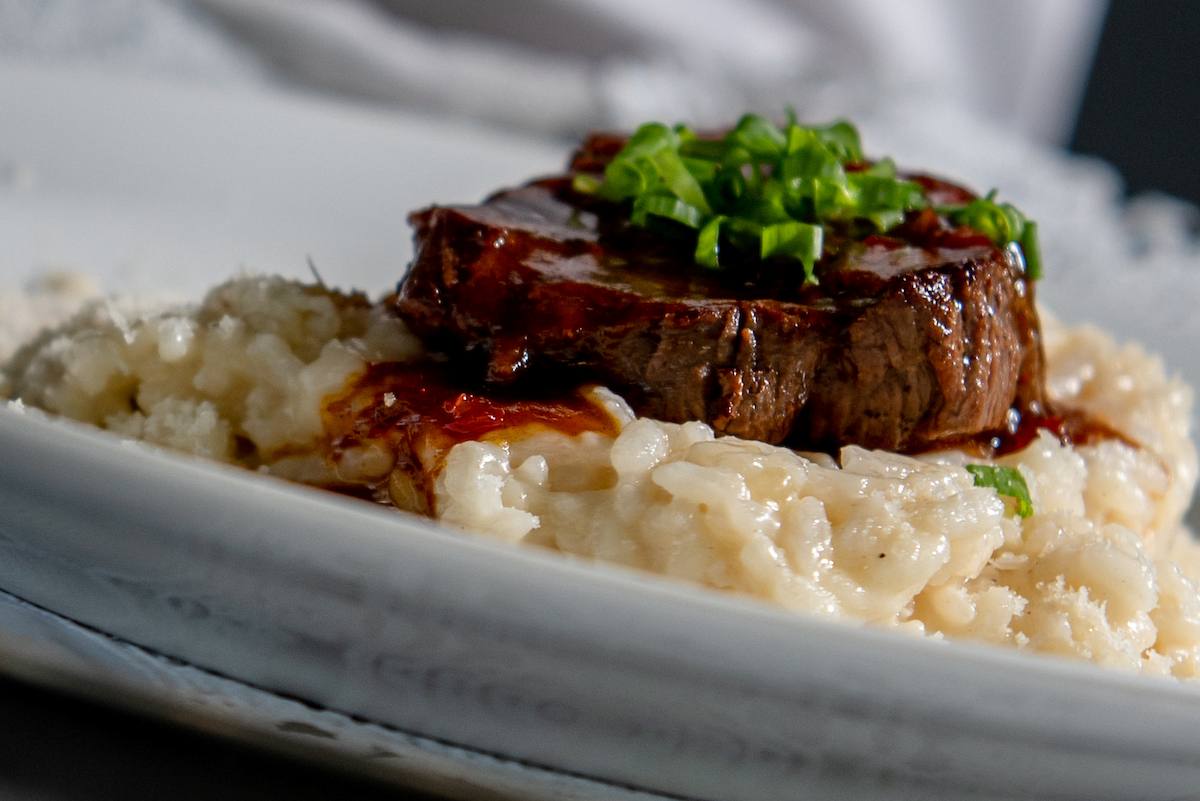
[319,362,619,514]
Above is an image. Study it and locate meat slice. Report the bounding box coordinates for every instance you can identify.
[396,176,1045,453]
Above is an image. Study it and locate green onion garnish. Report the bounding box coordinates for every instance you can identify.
[935,191,1042,279]
[965,464,1034,518]
[573,113,1044,283]
[1020,220,1042,280]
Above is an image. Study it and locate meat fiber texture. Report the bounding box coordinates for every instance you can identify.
[398,180,1044,454]
[5,277,1200,678]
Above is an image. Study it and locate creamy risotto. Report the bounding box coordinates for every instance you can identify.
[5,275,1200,678]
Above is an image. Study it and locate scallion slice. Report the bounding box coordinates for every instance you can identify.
[965,464,1034,518]
[631,194,705,229]
[761,221,823,283]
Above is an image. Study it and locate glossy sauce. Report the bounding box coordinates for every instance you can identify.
[324,362,1128,461]
[480,178,1000,305]
[325,362,618,446]
[320,362,620,513]
[317,362,1131,519]
[941,401,1137,458]
[992,405,1137,456]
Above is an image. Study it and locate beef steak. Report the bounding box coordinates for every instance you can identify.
[396,169,1045,453]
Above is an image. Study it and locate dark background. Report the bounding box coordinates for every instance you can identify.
[0,673,428,801]
[3,2,1199,800]
[1071,0,1200,205]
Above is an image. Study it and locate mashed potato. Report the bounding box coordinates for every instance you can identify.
[5,275,1200,678]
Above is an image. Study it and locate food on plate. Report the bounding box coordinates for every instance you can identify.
[400,125,1045,453]
[4,115,1200,678]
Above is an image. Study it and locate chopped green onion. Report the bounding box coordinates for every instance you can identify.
[850,175,926,216]
[965,464,1034,518]
[650,149,711,214]
[731,114,786,159]
[866,209,907,232]
[810,120,863,163]
[1020,220,1043,280]
[600,157,654,200]
[811,176,858,220]
[572,173,602,194]
[694,215,726,269]
[631,194,705,229]
[681,156,719,184]
[761,222,823,283]
[862,158,898,178]
[574,112,1043,282]
[781,142,845,187]
[622,121,677,157]
[938,193,1043,275]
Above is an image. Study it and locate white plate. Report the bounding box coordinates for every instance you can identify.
[2,64,1200,801]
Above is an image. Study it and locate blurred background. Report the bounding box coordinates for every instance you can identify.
[1072,0,1199,206]
[0,0,1196,204]
[1,1,1198,799]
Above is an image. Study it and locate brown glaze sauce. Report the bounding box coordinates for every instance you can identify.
[319,361,619,513]
[485,177,1000,306]
[325,362,618,447]
[999,406,1137,456]
[946,402,1138,459]
[322,362,1130,477]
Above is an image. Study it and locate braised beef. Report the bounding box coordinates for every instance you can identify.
[396,165,1046,453]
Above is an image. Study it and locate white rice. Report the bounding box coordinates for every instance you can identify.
[2,276,421,462]
[6,275,1200,678]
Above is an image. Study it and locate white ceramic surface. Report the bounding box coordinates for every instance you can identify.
[0,588,666,801]
[3,64,1200,801]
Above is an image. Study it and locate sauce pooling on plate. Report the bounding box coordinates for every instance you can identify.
[320,362,619,513]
